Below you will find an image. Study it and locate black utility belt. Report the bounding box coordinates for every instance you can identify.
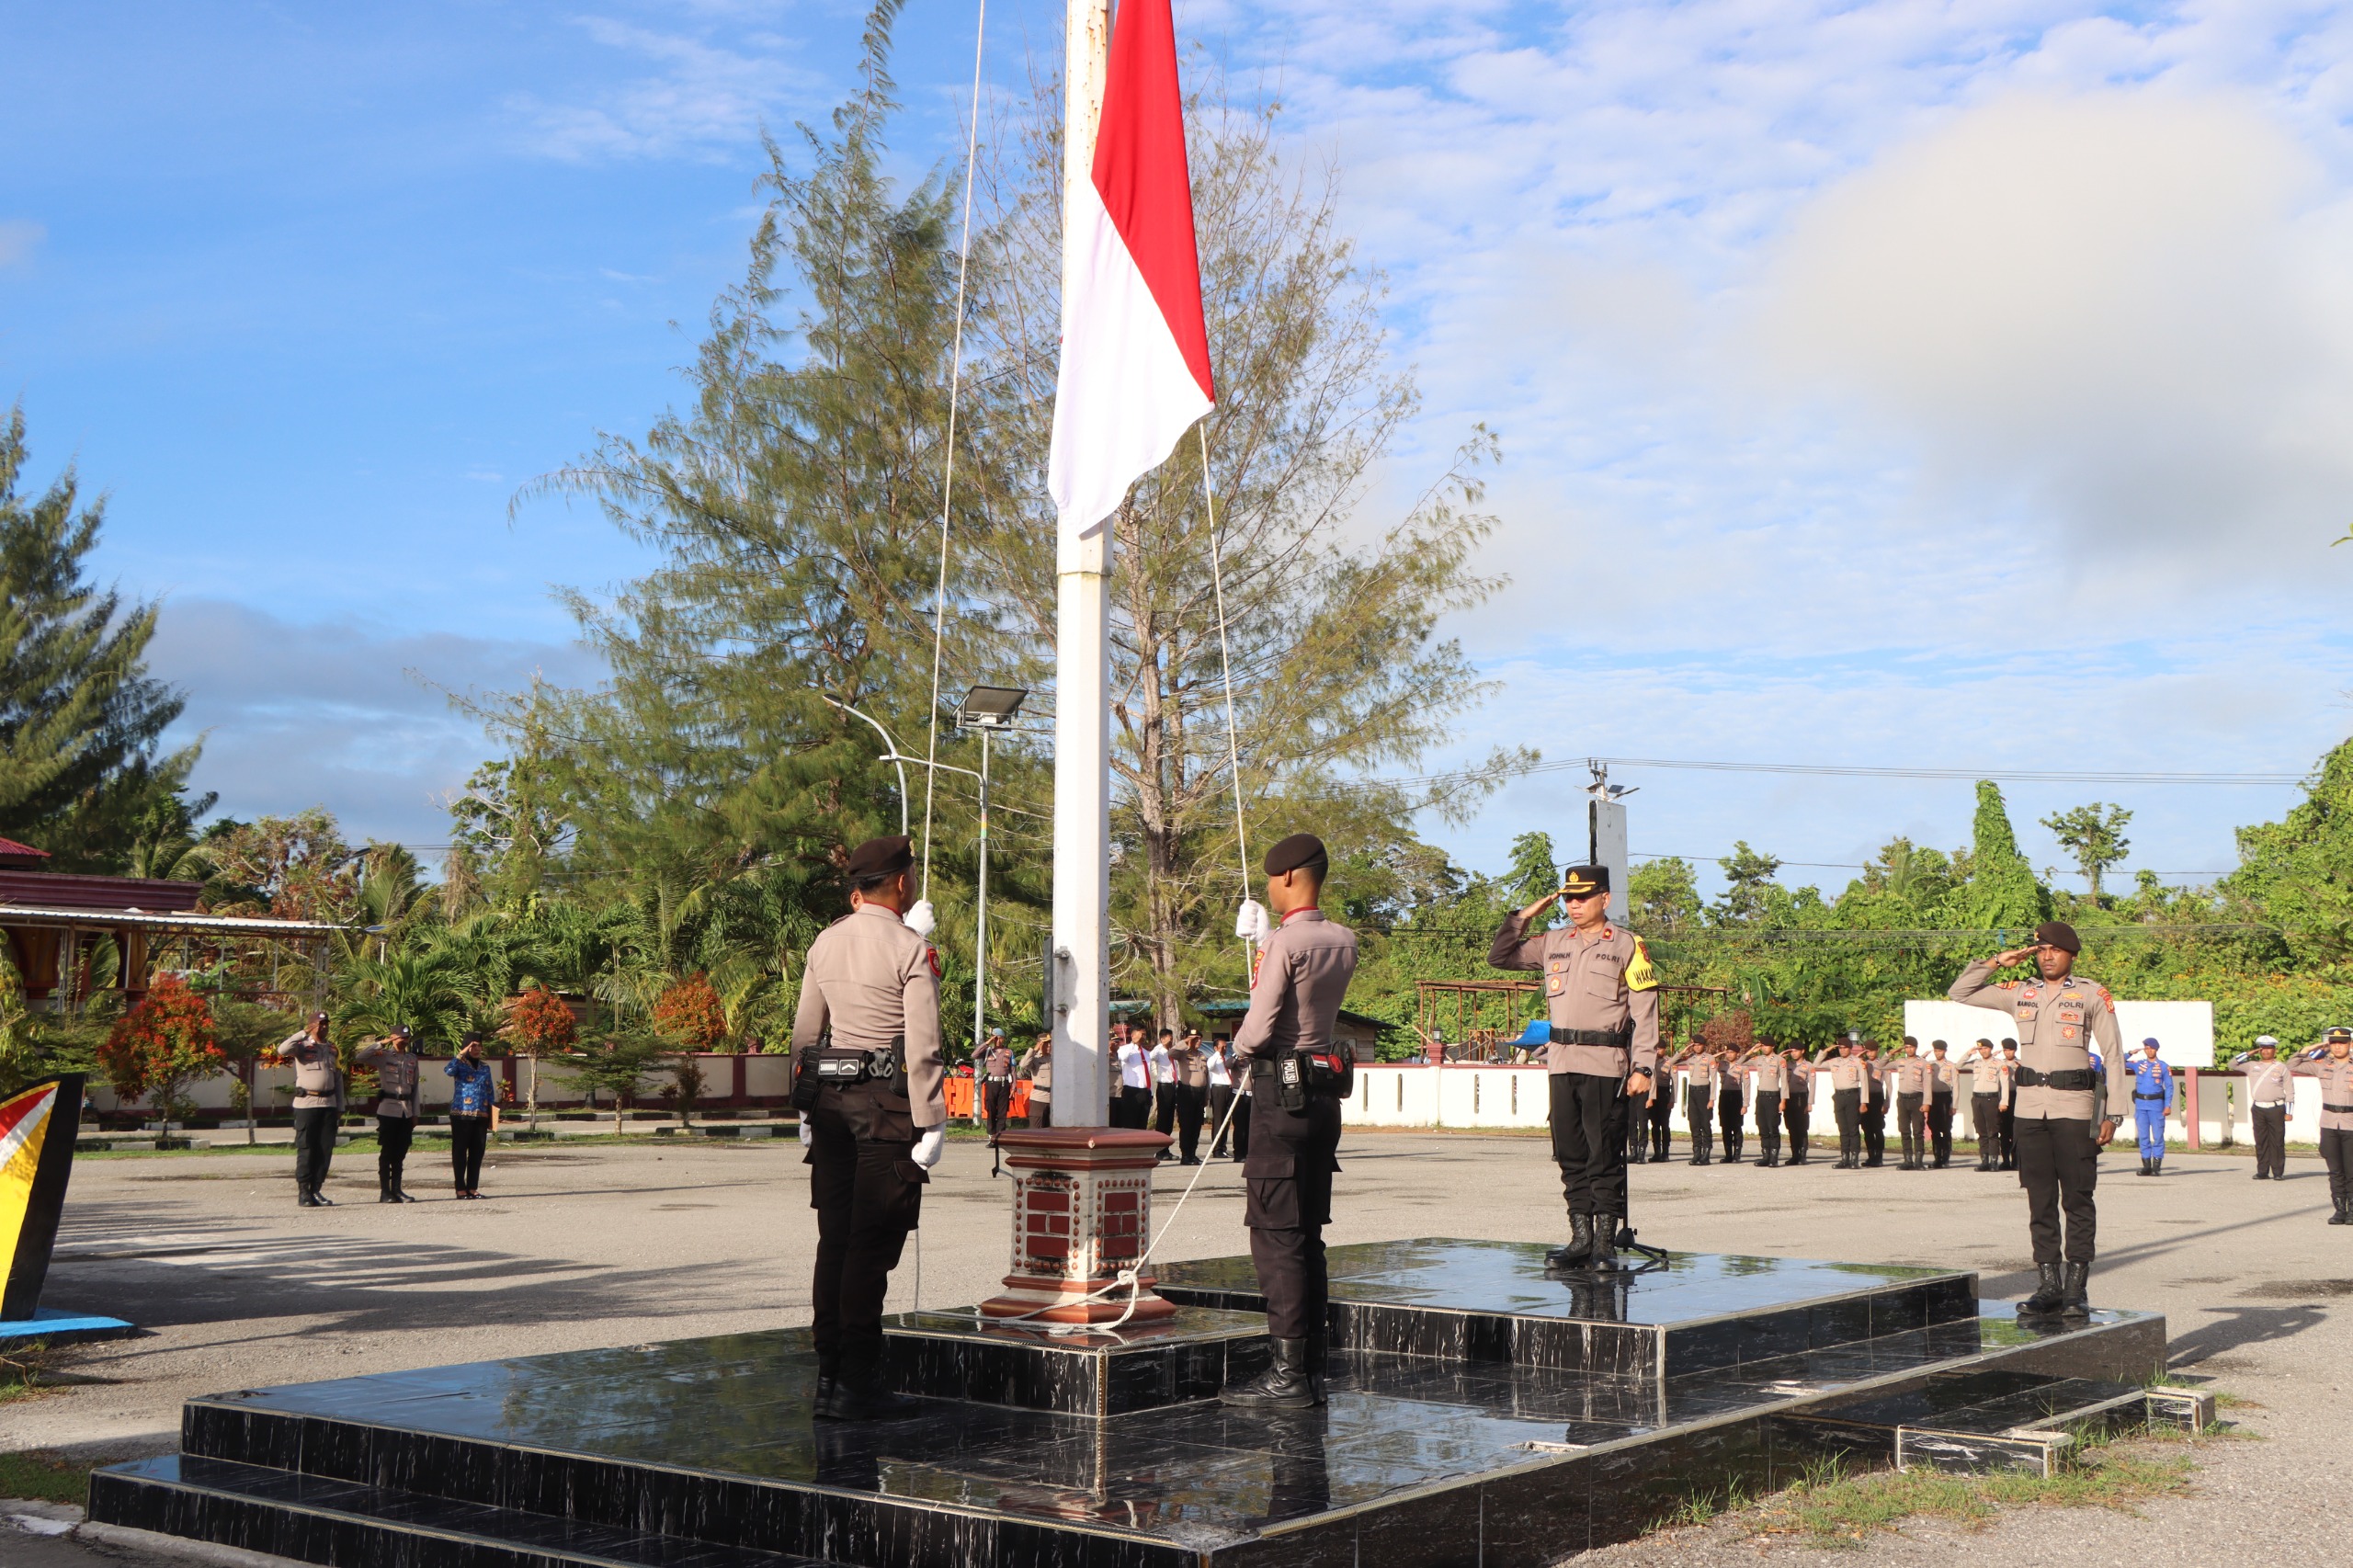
[2012,1066,2094,1090]
[1550,1025,1633,1047]
[2132,1092,2167,1100]
[1249,1044,1357,1110]
[792,1037,906,1110]
[2325,1102,2353,1114]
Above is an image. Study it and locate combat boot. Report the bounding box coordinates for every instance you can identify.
[1305,1330,1329,1403]
[379,1176,399,1204]
[823,1357,923,1422]
[1546,1213,1595,1270]
[1222,1337,1321,1410]
[2151,1156,2163,1177]
[2018,1263,2065,1319]
[2330,1203,2349,1226]
[1586,1226,1621,1273]
[813,1357,839,1417]
[297,1185,321,1208]
[2059,1262,2091,1318]
[2137,1157,2151,1176]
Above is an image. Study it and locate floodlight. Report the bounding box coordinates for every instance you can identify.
[958,684,1029,730]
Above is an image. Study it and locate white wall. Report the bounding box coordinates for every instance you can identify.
[1905,998,2213,1067]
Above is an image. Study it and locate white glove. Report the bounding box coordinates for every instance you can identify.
[1234,899,1268,943]
[797,1117,813,1146]
[913,1125,945,1168]
[904,899,938,938]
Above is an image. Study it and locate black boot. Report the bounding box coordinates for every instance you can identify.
[2137,1157,2150,1176]
[1222,1337,1321,1409]
[2150,1157,2162,1177]
[1586,1223,1622,1273]
[2331,1202,2349,1226]
[1305,1330,1329,1403]
[823,1358,922,1422]
[813,1357,838,1417]
[2059,1262,2091,1318]
[312,1184,335,1206]
[379,1175,399,1204]
[297,1185,321,1208]
[2018,1262,2065,1319]
[1546,1213,1595,1270]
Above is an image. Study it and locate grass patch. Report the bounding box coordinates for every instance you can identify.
[1748,1441,2194,1549]
[0,1448,92,1506]
[0,1346,51,1405]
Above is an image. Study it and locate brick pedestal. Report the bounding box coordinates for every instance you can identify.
[976,1127,1179,1324]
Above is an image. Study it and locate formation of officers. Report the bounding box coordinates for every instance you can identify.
[790,834,2338,1426]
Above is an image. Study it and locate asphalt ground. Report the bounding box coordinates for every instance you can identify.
[4,1129,2344,1564]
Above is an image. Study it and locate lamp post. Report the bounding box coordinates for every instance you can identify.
[957,685,1029,1068]
[818,695,911,835]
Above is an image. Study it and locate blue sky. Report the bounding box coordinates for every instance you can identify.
[6,1,2352,896]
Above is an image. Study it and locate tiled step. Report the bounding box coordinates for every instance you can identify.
[1779,1368,2162,1477]
[90,1454,835,1568]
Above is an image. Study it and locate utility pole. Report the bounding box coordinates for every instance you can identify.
[1586,760,1636,926]
[1050,0,1114,1129]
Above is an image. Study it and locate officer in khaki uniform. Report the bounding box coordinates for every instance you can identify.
[1490,864,1661,1272]
[1746,1044,1786,1167]
[2290,1027,2353,1223]
[1222,833,1359,1411]
[353,1025,422,1203]
[1927,1041,1959,1169]
[1949,920,2119,1319]
[1671,1042,1715,1165]
[790,835,948,1421]
[1781,1044,1813,1164]
[2242,1036,2290,1180]
[1887,1039,1936,1171]
[1816,1036,1869,1168]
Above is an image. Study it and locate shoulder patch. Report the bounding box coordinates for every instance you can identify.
[1624,938,1659,992]
[926,945,942,979]
[2097,985,2115,1006]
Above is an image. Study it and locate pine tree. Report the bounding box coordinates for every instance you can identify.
[1959,781,2050,932]
[0,404,200,868]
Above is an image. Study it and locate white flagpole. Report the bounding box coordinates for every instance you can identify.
[1051,0,1114,1129]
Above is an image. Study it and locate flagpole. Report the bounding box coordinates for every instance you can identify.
[1051,0,1114,1129]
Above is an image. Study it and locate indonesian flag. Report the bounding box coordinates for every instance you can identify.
[1048,0,1214,548]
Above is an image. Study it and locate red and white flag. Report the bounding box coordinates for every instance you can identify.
[1048,0,1214,548]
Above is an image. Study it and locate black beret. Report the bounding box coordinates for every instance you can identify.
[1560,863,1610,896]
[846,835,915,881]
[2034,920,2081,954]
[1264,833,1328,877]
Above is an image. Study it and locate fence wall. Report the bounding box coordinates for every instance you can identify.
[84,1051,797,1121]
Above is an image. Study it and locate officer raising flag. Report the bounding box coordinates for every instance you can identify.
[790,835,949,1422]
[1222,833,1359,1411]
[1489,863,1661,1273]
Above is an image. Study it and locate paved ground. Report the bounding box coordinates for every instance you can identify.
[4,1131,2345,1563]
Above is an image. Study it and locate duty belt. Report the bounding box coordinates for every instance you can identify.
[2325,1102,2353,1114]
[1549,1025,1634,1047]
[2132,1092,2166,1100]
[2012,1066,2095,1091]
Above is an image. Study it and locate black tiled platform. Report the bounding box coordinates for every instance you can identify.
[88,1244,2168,1568]
[1156,1239,1979,1375]
[881,1305,1269,1415]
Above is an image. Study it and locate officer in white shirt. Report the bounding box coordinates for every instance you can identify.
[2243,1035,2292,1181]
[1114,1026,1153,1128]
[1149,1029,1179,1159]
[1206,1035,1236,1156]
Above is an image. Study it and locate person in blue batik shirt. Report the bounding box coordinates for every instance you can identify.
[2127,1038,2175,1177]
[446,1033,497,1199]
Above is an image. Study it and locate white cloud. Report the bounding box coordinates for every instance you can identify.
[147,598,602,847]
[509,15,824,162]
[0,219,46,267]
[1755,89,2353,580]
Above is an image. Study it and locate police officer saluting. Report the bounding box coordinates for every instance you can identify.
[1490,864,1661,1273]
[790,835,948,1421]
[1949,922,2120,1320]
[1222,833,1359,1411]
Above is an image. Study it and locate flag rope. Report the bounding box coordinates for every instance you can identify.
[1199,423,1253,899]
[917,0,991,899]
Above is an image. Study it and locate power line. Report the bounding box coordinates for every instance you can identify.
[1627,851,2233,878]
[1358,753,2303,796]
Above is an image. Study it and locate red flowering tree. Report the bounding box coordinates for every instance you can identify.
[99,975,227,1124]
[503,985,576,1131]
[653,973,728,1051]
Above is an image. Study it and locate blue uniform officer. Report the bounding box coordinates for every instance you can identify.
[2127,1039,2174,1176]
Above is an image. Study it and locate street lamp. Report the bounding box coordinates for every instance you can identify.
[958,685,1029,1073]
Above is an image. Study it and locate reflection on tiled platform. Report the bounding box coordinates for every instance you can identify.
[1156,1239,1980,1376]
[88,1243,2171,1568]
[882,1305,1269,1415]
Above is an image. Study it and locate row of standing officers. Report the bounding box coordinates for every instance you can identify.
[788,833,2336,1426]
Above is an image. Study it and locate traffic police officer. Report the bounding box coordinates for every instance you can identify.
[790,835,948,1421]
[1489,864,1661,1272]
[2290,1027,2353,1224]
[2243,1036,2290,1180]
[1949,922,2119,1320]
[1222,833,1359,1411]
[2127,1039,2175,1176]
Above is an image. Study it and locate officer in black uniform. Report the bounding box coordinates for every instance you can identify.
[1222,834,1360,1411]
[790,835,948,1421]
